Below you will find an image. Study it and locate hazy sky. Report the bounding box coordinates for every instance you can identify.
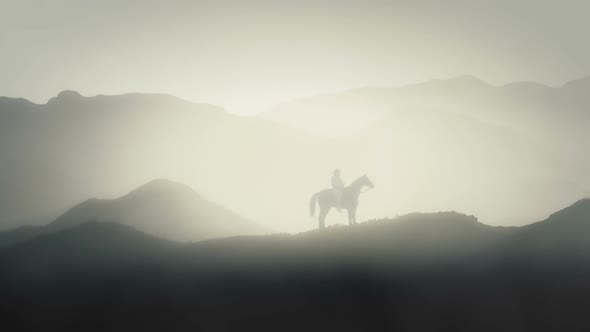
[2,0,589,114]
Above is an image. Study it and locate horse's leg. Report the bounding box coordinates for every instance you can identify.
[347,208,353,226]
[351,205,358,225]
[319,207,330,230]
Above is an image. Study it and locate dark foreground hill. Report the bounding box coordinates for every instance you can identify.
[1,200,590,332]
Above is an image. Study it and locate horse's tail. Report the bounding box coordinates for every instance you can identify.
[309,192,319,216]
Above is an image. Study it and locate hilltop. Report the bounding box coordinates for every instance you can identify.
[2,199,590,331]
[0,179,267,247]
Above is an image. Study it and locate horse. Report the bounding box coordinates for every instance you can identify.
[309,174,374,230]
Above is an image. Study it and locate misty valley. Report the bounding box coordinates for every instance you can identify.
[3,2,590,329]
[3,201,590,331]
[1,79,589,331]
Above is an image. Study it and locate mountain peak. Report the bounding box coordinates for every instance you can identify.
[45,179,265,242]
[449,74,485,83]
[417,75,490,91]
[127,179,200,200]
[561,76,590,90]
[57,90,82,98]
[47,90,83,104]
[441,75,488,85]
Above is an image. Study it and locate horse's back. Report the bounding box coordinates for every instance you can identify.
[319,188,334,198]
[316,188,336,205]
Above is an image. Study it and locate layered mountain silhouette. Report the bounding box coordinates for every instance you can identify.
[0,91,228,229]
[51,178,267,241]
[0,179,266,247]
[0,90,324,232]
[262,76,590,225]
[1,78,589,233]
[1,200,590,331]
[262,75,590,137]
[2,199,589,270]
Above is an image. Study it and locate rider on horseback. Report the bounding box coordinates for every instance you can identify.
[310,172,373,229]
[331,169,345,212]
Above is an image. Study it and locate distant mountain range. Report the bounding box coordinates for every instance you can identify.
[0,179,267,247]
[0,90,327,232]
[1,76,589,232]
[262,75,590,225]
[261,75,590,137]
[0,91,228,228]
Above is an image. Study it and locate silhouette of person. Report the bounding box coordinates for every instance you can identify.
[331,169,345,212]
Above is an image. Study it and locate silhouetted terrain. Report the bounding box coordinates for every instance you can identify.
[4,2,589,331]
[0,91,226,228]
[0,91,327,232]
[2,78,589,232]
[1,199,590,331]
[0,179,265,247]
[263,76,590,138]
[263,76,590,224]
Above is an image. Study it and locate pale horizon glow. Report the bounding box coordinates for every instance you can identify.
[6,74,581,116]
[2,0,590,115]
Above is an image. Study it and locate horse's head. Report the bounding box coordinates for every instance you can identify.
[362,174,375,189]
